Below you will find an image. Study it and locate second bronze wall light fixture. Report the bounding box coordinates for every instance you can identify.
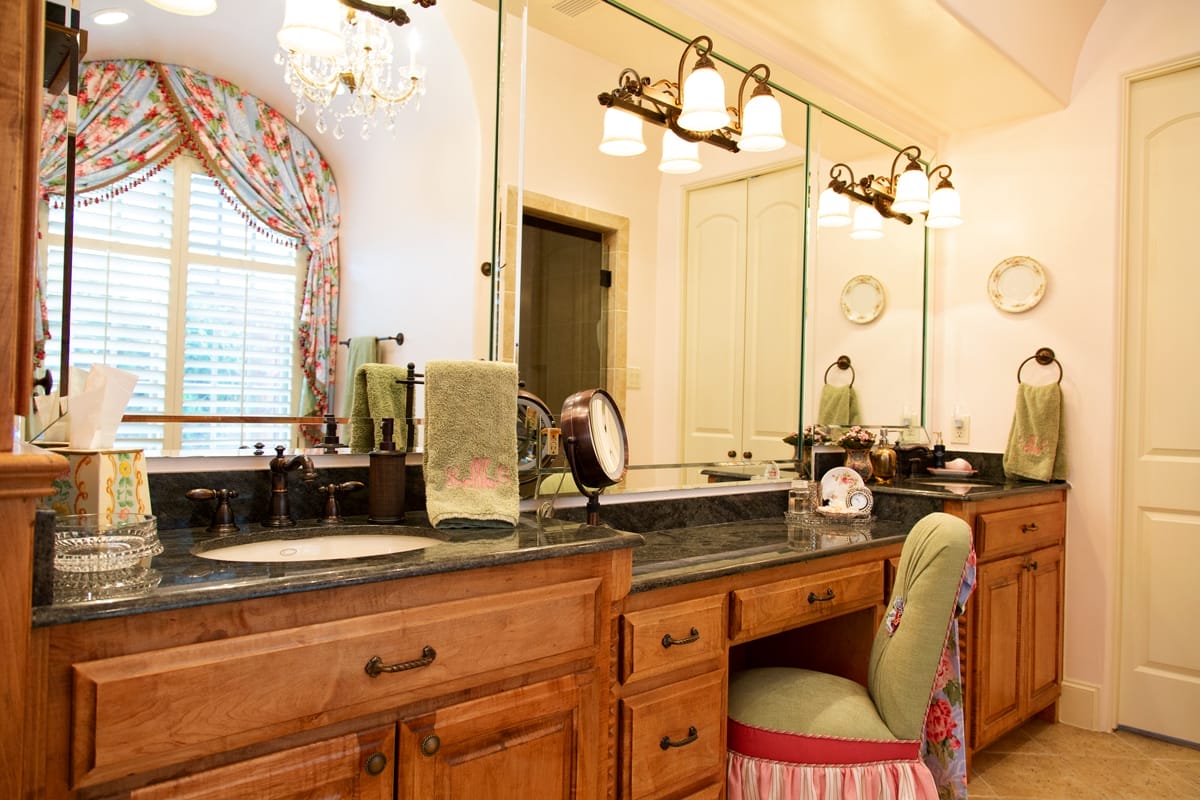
[597,35,786,174]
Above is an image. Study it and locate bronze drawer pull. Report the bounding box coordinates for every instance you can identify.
[662,627,701,648]
[808,588,836,603]
[659,726,698,750]
[420,734,441,756]
[365,752,388,775]
[1021,523,1039,533]
[364,645,437,677]
[1026,560,1039,571]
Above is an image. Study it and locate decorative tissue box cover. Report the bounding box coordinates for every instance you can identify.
[46,449,152,523]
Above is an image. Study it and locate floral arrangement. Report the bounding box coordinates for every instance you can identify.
[783,425,830,447]
[836,425,876,450]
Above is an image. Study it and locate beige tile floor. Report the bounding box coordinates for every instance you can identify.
[970,718,1200,799]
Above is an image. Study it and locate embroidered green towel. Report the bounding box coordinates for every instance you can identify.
[423,360,519,529]
[1003,382,1068,482]
[817,384,861,426]
[340,337,379,418]
[349,364,409,454]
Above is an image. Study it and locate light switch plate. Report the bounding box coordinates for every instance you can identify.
[951,415,970,445]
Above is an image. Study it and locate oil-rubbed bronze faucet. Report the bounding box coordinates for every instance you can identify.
[264,445,317,527]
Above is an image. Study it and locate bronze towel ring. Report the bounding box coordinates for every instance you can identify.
[1016,347,1063,384]
[823,355,855,387]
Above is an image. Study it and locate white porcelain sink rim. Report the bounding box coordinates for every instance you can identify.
[193,532,441,563]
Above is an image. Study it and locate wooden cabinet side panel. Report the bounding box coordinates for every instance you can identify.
[971,557,1024,749]
[129,725,396,800]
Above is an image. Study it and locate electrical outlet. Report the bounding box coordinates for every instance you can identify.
[951,415,970,445]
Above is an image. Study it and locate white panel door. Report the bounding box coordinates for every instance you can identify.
[1118,59,1200,744]
[742,165,805,462]
[682,179,747,464]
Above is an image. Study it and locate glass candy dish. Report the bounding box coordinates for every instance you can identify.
[53,513,162,573]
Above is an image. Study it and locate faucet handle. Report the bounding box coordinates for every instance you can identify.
[186,488,241,534]
[316,481,365,525]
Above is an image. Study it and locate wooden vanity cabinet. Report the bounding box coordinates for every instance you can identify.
[29,550,626,800]
[944,490,1067,755]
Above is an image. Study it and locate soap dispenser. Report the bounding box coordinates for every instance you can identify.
[368,418,406,523]
[931,431,947,469]
[869,428,897,484]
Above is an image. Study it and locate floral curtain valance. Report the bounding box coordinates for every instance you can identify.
[39,58,341,421]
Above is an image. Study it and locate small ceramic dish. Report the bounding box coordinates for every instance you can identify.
[926,467,978,478]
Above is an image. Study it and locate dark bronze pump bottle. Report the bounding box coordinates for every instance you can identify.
[368,418,406,523]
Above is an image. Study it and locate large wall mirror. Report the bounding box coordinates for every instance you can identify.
[803,112,929,435]
[500,0,928,492]
[37,0,505,453]
[37,0,928,480]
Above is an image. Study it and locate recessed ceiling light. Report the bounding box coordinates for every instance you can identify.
[92,8,131,25]
[143,0,217,15]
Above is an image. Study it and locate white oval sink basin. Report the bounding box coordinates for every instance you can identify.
[194,534,440,563]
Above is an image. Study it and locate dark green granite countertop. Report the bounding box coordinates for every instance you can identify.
[33,513,643,628]
[33,478,1067,627]
[630,517,910,593]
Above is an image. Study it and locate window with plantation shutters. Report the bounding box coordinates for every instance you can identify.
[44,155,306,453]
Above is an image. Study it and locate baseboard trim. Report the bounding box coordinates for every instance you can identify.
[1059,680,1103,730]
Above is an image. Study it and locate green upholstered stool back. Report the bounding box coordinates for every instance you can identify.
[867,512,972,741]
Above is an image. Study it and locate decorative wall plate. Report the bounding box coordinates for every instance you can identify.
[840,275,886,324]
[988,256,1046,313]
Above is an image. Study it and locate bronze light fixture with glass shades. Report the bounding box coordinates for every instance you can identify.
[817,145,962,239]
[274,0,436,139]
[597,35,786,174]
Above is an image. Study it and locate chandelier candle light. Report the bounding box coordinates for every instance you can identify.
[597,35,786,173]
[276,0,434,140]
[817,144,962,236]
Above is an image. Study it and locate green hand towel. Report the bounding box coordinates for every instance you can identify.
[818,384,861,426]
[349,364,409,454]
[423,360,519,529]
[340,337,379,418]
[1003,382,1068,482]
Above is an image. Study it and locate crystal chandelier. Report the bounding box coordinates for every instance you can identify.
[275,7,427,140]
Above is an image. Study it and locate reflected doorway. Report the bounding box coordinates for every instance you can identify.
[518,214,607,416]
[501,187,629,425]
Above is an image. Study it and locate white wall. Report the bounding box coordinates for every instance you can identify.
[931,0,1200,729]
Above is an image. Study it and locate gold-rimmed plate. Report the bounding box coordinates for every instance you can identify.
[988,256,1046,313]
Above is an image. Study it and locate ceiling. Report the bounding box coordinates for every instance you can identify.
[655,0,1107,142]
[84,0,1106,149]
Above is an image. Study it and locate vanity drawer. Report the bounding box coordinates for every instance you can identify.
[977,502,1065,560]
[620,670,725,799]
[620,595,726,684]
[729,562,884,641]
[70,577,601,787]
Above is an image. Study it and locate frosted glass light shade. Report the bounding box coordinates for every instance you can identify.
[892,166,930,214]
[678,65,729,132]
[738,91,784,152]
[658,130,701,174]
[926,184,962,228]
[144,0,217,15]
[850,204,884,239]
[599,107,646,156]
[277,0,343,56]
[817,188,851,228]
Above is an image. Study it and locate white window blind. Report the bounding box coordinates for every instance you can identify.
[44,155,305,453]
